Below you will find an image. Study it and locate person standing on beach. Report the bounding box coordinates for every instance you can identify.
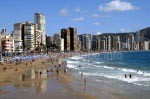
[64,68,67,74]
[56,69,59,75]
[26,62,27,66]
[84,77,86,86]
[81,72,83,78]
[50,68,53,77]
[3,67,6,72]
[40,71,42,78]
[83,77,87,93]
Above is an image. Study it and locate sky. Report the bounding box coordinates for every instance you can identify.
[0,0,150,36]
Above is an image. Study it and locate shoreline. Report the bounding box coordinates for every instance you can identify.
[0,53,98,99]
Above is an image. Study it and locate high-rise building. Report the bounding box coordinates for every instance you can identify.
[12,23,24,52]
[85,35,91,50]
[69,27,78,51]
[61,28,70,52]
[53,33,60,47]
[92,35,98,50]
[46,35,53,48]
[24,21,36,50]
[111,36,117,51]
[34,12,46,45]
[59,38,64,52]
[61,27,78,52]
[116,36,121,51]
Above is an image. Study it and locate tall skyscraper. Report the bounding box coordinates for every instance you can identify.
[34,12,46,45]
[69,27,78,51]
[61,27,78,52]
[61,28,70,52]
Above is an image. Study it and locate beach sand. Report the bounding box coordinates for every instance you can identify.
[0,53,97,99]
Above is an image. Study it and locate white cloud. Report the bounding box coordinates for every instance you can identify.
[99,0,137,12]
[92,14,99,18]
[75,7,88,14]
[96,32,102,35]
[120,28,131,32]
[59,9,69,16]
[72,17,84,22]
[93,22,101,25]
[92,14,111,18]
[75,7,81,12]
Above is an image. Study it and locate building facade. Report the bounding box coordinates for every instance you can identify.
[24,22,35,50]
[34,13,46,45]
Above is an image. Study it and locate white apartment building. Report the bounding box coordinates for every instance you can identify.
[24,22,35,50]
[34,13,46,45]
[12,23,24,53]
[59,38,64,52]
[144,41,149,50]
[85,35,91,50]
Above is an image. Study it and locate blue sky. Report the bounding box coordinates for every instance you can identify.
[0,0,150,35]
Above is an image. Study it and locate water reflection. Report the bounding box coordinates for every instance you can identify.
[15,69,49,94]
[20,69,49,81]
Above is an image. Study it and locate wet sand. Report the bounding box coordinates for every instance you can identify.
[0,53,97,99]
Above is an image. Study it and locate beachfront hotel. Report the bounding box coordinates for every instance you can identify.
[76,27,150,52]
[34,12,46,45]
[61,27,79,52]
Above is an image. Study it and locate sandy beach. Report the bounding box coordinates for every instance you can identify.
[0,53,97,99]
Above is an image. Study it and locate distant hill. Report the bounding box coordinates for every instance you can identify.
[140,27,150,41]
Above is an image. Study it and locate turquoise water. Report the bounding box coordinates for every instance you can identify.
[66,51,150,86]
[66,51,150,99]
[85,51,150,71]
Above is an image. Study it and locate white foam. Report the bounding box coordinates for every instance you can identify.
[67,64,77,69]
[119,68,137,73]
[133,83,150,87]
[69,56,83,60]
[94,61,103,64]
[102,66,115,69]
[83,72,150,86]
[67,60,78,64]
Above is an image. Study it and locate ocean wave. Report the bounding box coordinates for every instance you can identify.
[67,60,79,64]
[94,61,103,64]
[67,64,77,69]
[133,83,150,87]
[69,56,83,60]
[93,65,115,70]
[102,66,115,69]
[83,72,150,86]
[119,68,137,73]
[117,68,150,77]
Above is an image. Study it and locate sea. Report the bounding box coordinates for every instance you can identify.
[65,51,150,99]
